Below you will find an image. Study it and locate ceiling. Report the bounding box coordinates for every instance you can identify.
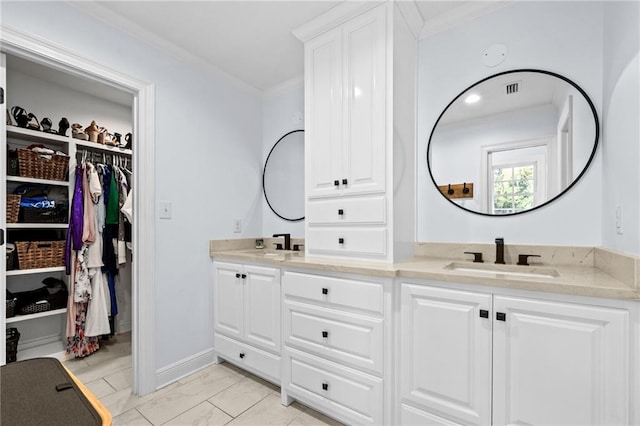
[73,1,502,93]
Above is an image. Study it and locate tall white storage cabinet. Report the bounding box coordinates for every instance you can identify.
[295,2,418,262]
[1,52,133,364]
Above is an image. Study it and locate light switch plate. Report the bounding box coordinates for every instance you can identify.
[159,201,172,219]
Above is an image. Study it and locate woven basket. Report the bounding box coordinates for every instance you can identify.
[6,328,20,363]
[21,300,51,315]
[22,204,68,224]
[15,241,65,270]
[17,149,69,181]
[6,194,20,223]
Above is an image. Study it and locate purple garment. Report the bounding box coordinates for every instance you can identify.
[65,166,85,274]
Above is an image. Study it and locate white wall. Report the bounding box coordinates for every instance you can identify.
[601,1,640,255]
[417,1,604,245]
[261,84,305,238]
[1,2,264,372]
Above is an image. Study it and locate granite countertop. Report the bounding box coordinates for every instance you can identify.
[210,247,640,301]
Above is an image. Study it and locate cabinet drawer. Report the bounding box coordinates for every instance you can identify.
[306,228,386,257]
[283,271,384,314]
[284,301,383,375]
[284,347,383,425]
[215,334,280,384]
[400,404,463,425]
[307,197,386,225]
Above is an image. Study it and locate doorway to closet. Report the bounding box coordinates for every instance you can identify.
[0,27,156,396]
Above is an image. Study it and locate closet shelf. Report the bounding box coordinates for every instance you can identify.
[6,223,68,229]
[7,266,65,276]
[6,308,67,324]
[74,140,132,156]
[7,126,71,146]
[7,176,70,186]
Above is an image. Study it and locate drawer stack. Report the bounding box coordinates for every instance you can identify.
[282,270,388,425]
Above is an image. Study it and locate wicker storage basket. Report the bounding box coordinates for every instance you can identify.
[17,149,69,181]
[21,204,68,224]
[6,328,20,363]
[15,241,65,270]
[6,194,21,223]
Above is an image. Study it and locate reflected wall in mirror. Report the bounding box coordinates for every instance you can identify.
[263,129,305,221]
[427,69,599,216]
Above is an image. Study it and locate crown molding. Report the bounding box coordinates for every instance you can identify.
[292,1,385,42]
[419,0,514,39]
[67,2,262,96]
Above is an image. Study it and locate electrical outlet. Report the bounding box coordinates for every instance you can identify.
[159,201,172,219]
[616,205,623,234]
[233,219,242,233]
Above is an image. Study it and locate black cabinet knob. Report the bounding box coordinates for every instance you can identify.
[241,274,247,279]
[338,238,344,244]
[322,288,329,295]
[235,273,241,278]
[342,179,348,185]
[334,180,340,186]
[496,312,506,321]
[239,353,245,359]
[322,331,329,338]
[322,383,328,391]
[338,209,344,215]
[479,309,489,318]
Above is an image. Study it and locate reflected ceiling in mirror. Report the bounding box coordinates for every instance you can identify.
[427,69,599,216]
[263,129,305,221]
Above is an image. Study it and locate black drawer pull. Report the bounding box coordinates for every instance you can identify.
[342,179,347,185]
[235,273,241,278]
[334,180,340,186]
[239,352,245,359]
[322,288,328,295]
[338,238,344,244]
[322,331,329,338]
[496,312,506,321]
[479,309,489,318]
[241,274,247,279]
[338,209,344,215]
[322,382,328,391]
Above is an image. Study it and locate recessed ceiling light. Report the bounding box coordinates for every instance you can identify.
[465,93,481,104]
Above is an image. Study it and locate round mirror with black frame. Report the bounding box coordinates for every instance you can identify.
[263,129,305,221]
[427,69,599,216]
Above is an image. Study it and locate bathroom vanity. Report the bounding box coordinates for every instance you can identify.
[210,241,640,425]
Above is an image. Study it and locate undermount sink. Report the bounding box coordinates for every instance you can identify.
[444,262,559,278]
[239,249,302,258]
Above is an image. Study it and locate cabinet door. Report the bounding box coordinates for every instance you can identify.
[400,283,492,426]
[341,5,386,196]
[493,296,629,426]
[305,27,343,199]
[213,262,243,339]
[243,265,281,353]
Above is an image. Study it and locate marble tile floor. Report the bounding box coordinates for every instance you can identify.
[63,333,343,426]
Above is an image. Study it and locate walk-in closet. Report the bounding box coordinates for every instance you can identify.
[2,52,134,366]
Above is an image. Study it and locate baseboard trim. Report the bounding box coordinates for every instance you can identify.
[155,348,216,390]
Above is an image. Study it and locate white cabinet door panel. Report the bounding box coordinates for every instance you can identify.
[244,266,281,353]
[213,262,243,339]
[400,283,492,426]
[493,296,629,426]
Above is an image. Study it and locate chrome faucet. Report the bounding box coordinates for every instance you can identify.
[273,233,291,251]
[495,238,505,264]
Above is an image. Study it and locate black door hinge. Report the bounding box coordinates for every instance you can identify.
[0,87,4,104]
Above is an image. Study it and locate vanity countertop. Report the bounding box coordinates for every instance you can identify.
[210,248,640,301]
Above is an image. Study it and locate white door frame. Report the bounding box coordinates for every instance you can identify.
[1,25,157,396]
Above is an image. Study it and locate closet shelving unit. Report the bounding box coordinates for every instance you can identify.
[5,123,132,361]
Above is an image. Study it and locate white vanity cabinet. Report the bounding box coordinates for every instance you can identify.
[281,269,391,425]
[296,2,417,262]
[399,281,632,425]
[213,261,281,383]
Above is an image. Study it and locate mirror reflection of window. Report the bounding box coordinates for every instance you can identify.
[491,162,536,214]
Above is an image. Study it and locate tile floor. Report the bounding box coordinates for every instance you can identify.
[63,333,343,426]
